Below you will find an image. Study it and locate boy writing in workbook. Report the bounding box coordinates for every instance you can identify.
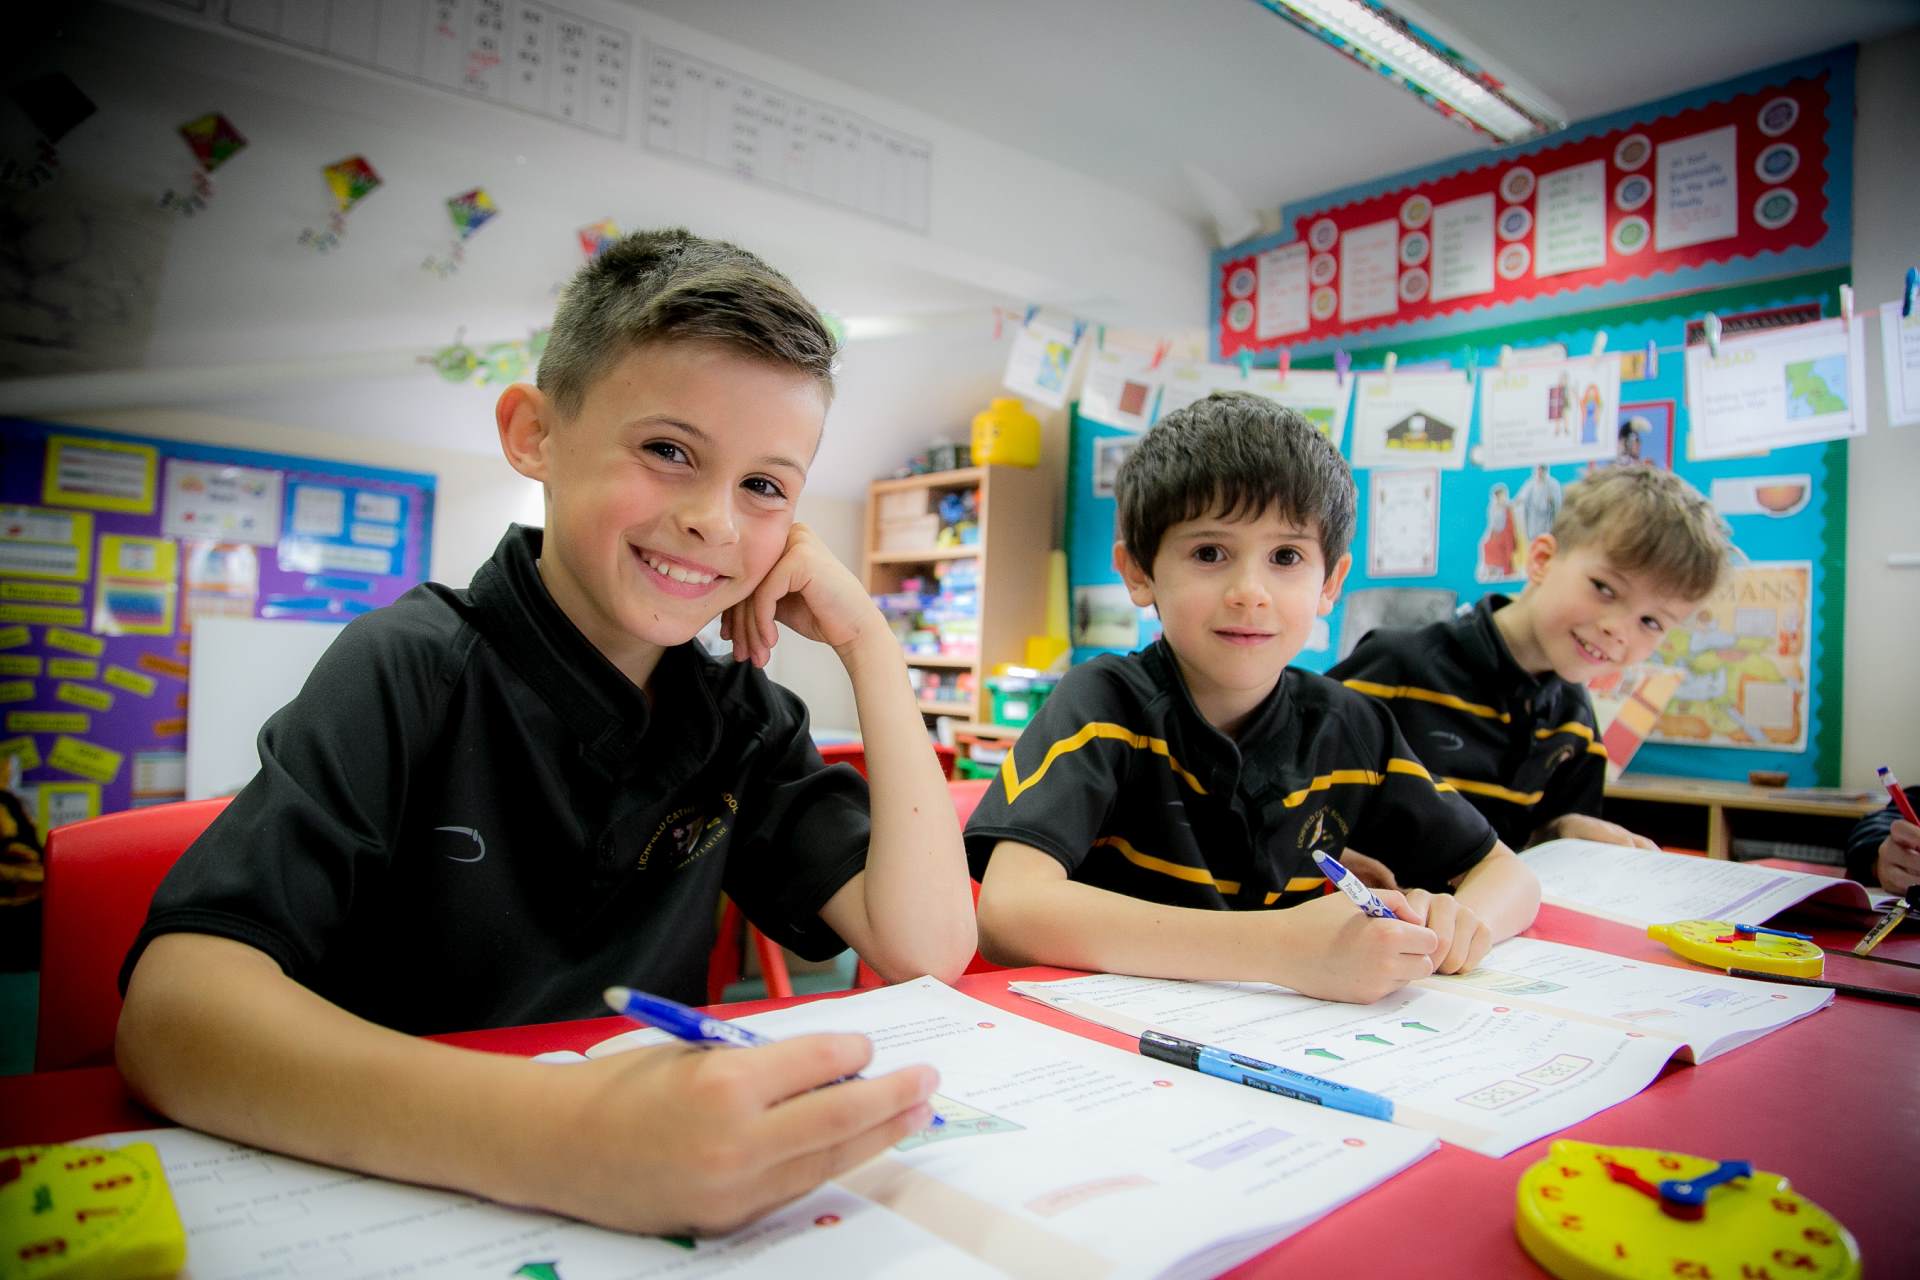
[966,393,1539,1002]
[1328,466,1731,856]
[116,229,975,1236]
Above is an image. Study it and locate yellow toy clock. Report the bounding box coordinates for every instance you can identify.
[1646,920,1825,977]
[0,1143,186,1279]
[1516,1140,1859,1280]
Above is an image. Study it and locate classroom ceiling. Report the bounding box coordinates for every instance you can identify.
[632,0,1920,234]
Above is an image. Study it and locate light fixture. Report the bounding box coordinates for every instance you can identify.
[1252,0,1563,144]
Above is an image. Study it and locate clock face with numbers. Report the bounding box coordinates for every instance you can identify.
[1647,919,1826,977]
[0,1143,187,1278]
[1515,1140,1859,1280]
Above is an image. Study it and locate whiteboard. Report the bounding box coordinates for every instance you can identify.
[186,617,346,800]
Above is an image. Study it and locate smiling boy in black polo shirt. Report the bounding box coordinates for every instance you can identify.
[1329,467,1729,855]
[116,230,974,1237]
[967,393,1539,1003]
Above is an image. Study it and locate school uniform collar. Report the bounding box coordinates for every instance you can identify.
[1140,638,1293,794]
[467,525,722,781]
[1459,593,1548,700]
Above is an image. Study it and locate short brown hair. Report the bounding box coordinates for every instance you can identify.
[1117,391,1355,574]
[538,227,837,417]
[1552,467,1731,601]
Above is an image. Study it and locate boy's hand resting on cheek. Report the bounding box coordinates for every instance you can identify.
[1277,890,1438,1005]
[1401,890,1493,975]
[721,523,885,668]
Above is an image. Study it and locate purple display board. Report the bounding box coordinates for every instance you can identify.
[0,419,435,828]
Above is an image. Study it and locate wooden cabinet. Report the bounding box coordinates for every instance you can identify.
[863,465,1051,725]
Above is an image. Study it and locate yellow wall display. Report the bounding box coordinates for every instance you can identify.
[0,504,93,581]
[6,711,89,734]
[0,580,84,603]
[55,681,115,712]
[47,658,98,679]
[0,735,41,771]
[35,779,100,829]
[47,734,124,785]
[103,665,158,697]
[0,604,86,626]
[0,624,27,648]
[43,434,161,513]
[44,627,106,657]
[0,680,33,704]
[0,655,40,676]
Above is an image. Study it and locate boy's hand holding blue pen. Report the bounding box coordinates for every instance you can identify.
[604,987,944,1127]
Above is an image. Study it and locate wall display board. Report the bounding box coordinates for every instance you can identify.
[0,420,434,828]
[1211,49,1852,361]
[1067,269,1851,787]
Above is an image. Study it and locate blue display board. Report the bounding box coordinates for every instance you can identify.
[1067,268,1850,786]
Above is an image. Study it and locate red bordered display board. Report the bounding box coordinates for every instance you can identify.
[1213,48,1852,361]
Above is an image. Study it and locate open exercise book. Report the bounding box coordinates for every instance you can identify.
[1011,936,1829,1159]
[89,980,1434,1280]
[1521,838,1896,927]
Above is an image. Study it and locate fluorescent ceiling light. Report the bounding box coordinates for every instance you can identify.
[1253,0,1563,144]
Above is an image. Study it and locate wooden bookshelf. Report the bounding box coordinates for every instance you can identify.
[864,464,1052,725]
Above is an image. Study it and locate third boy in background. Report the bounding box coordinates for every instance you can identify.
[1330,466,1732,858]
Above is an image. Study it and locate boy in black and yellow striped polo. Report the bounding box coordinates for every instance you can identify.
[1330,466,1730,854]
[967,394,1540,1004]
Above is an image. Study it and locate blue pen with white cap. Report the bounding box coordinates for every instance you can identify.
[1311,850,1400,919]
[603,987,944,1126]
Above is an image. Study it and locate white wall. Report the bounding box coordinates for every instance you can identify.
[1842,27,1920,789]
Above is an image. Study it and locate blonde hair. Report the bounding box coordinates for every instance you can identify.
[1552,467,1731,601]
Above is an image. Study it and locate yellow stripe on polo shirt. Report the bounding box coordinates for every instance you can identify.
[1443,776,1547,806]
[1265,876,1329,904]
[1000,721,1207,804]
[1273,757,1457,809]
[1587,741,1610,757]
[1535,720,1596,742]
[1093,835,1238,895]
[1340,679,1511,724]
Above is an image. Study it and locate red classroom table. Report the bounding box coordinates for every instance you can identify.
[3,883,1915,1276]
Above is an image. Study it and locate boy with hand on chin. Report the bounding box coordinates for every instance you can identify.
[1331,467,1730,856]
[116,229,975,1236]
[967,393,1539,1003]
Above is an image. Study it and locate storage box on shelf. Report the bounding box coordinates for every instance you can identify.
[864,465,1050,730]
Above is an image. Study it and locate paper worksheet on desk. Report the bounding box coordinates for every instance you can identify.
[1010,939,1828,1159]
[86,980,1432,1280]
[1520,838,1894,927]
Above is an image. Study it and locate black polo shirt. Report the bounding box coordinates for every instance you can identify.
[1328,594,1608,850]
[123,526,868,1034]
[963,640,1497,909]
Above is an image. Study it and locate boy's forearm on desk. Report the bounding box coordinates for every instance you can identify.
[1450,845,1541,940]
[836,631,974,981]
[977,868,1272,980]
[116,933,567,1209]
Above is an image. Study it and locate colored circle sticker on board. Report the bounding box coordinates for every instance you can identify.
[1400,194,1432,228]
[1398,268,1429,302]
[1754,142,1799,183]
[1227,266,1256,298]
[1496,243,1531,279]
[1614,174,1651,212]
[1613,133,1651,170]
[1399,231,1429,266]
[1310,286,1338,320]
[1226,299,1255,332]
[1500,167,1535,202]
[1310,252,1338,285]
[1498,206,1533,241]
[1309,217,1339,251]
[1757,95,1800,136]
[1610,216,1650,254]
[1753,188,1799,229]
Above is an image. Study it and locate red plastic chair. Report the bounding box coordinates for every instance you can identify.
[817,740,957,780]
[853,779,1001,988]
[36,797,232,1071]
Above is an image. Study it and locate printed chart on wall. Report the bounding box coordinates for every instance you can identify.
[0,420,433,830]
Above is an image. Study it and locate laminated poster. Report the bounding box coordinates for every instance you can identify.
[1349,371,1474,470]
[1476,354,1621,468]
[1002,312,1086,411]
[1878,301,1920,428]
[1367,469,1439,578]
[1684,316,1866,458]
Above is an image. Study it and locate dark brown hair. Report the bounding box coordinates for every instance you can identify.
[538,227,837,416]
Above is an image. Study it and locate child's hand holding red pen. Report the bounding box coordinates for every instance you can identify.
[1875,768,1920,896]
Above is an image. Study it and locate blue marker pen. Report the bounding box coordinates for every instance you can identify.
[1311,850,1400,920]
[603,987,943,1127]
[1139,1030,1394,1122]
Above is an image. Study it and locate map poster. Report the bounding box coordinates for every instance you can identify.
[1650,561,1811,751]
[1684,316,1866,458]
